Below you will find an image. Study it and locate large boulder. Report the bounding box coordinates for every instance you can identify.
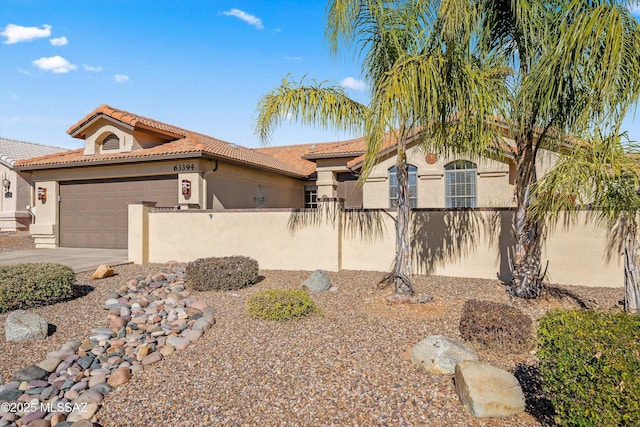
[92,264,115,279]
[411,335,478,375]
[454,360,526,418]
[301,269,331,293]
[5,310,48,341]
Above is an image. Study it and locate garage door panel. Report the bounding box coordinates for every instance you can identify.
[60,176,177,249]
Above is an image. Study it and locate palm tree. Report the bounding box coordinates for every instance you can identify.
[533,133,640,313]
[256,0,502,295]
[467,0,640,298]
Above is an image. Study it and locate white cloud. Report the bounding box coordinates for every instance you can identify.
[284,56,303,61]
[114,74,130,83]
[631,5,640,15]
[17,67,35,77]
[221,9,264,30]
[83,64,102,72]
[340,77,367,91]
[32,56,77,73]
[50,36,68,46]
[1,24,52,44]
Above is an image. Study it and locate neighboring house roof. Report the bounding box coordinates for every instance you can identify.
[0,137,66,168]
[16,105,310,179]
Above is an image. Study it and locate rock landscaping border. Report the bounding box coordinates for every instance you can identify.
[0,262,214,427]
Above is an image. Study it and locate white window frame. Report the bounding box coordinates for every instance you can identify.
[445,160,477,208]
[389,165,417,208]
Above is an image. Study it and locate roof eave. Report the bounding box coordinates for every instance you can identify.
[16,151,310,179]
[68,115,135,139]
[302,152,364,160]
[15,151,205,171]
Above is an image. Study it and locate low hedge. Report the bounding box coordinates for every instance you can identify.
[186,256,259,291]
[0,263,77,313]
[247,289,319,321]
[537,309,640,426]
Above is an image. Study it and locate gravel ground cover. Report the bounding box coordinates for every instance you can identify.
[0,231,35,252]
[0,260,623,427]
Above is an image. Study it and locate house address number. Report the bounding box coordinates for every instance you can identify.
[173,163,195,172]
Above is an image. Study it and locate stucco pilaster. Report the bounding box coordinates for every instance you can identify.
[30,180,58,248]
[178,172,204,209]
[316,169,337,198]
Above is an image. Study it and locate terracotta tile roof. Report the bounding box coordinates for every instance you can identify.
[253,143,321,176]
[303,137,367,159]
[0,138,66,168]
[67,104,187,138]
[16,105,310,178]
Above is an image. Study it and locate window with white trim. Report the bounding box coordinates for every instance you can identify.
[445,160,477,208]
[389,165,417,208]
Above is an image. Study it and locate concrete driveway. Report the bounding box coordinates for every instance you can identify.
[0,248,130,273]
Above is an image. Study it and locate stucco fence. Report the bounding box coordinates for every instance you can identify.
[129,201,622,288]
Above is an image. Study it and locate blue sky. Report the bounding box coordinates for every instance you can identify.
[0,1,638,150]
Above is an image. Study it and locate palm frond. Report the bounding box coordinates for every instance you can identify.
[255,76,367,145]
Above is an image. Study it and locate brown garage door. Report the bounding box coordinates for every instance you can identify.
[59,176,177,249]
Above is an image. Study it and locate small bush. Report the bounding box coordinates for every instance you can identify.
[247,289,320,321]
[186,256,259,291]
[459,299,534,353]
[0,263,77,313]
[537,309,640,426]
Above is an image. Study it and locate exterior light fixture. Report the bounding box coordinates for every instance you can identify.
[2,177,10,193]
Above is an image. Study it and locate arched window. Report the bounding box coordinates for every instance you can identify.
[389,165,417,208]
[445,160,477,208]
[102,133,120,151]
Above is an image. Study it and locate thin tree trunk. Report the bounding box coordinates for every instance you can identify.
[624,219,640,314]
[509,135,545,298]
[393,141,414,295]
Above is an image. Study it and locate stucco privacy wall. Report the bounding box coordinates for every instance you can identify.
[132,204,621,288]
[341,210,619,287]
[141,208,340,271]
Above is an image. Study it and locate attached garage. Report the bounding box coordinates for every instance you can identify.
[59,176,177,249]
[15,104,310,250]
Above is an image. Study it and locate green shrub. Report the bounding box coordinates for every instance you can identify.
[0,263,77,313]
[459,299,534,353]
[247,289,320,321]
[186,256,259,291]
[537,309,640,426]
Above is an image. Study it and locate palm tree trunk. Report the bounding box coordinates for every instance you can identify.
[393,143,414,295]
[624,219,640,314]
[509,136,545,298]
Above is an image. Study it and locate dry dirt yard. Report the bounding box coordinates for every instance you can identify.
[0,257,623,426]
[0,231,35,252]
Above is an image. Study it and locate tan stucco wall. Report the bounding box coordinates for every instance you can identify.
[0,165,32,231]
[138,207,621,288]
[341,210,620,287]
[206,161,306,209]
[145,209,339,271]
[362,145,514,209]
[29,160,186,247]
[28,156,308,247]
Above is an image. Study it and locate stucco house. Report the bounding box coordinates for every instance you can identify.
[16,104,556,249]
[0,138,66,232]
